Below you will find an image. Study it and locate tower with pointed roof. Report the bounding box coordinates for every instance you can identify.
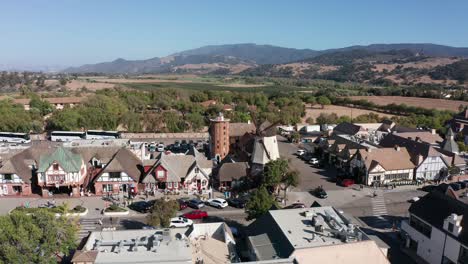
[442,128,459,154]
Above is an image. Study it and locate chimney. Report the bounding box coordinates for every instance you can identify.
[431,129,436,135]
[415,136,421,142]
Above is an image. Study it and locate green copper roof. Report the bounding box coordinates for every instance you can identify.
[38,147,82,173]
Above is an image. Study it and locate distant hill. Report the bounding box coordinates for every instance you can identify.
[63,54,254,74]
[172,43,319,64]
[62,43,468,75]
[241,48,468,87]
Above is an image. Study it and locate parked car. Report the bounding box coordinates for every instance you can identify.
[314,187,328,199]
[284,203,306,209]
[309,157,319,165]
[182,210,208,220]
[301,153,313,161]
[187,199,205,209]
[297,149,306,156]
[177,199,188,210]
[340,179,355,187]
[129,201,152,213]
[157,144,165,152]
[227,198,246,208]
[450,183,462,191]
[169,217,193,228]
[207,198,228,209]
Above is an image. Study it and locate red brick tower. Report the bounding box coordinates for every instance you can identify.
[210,113,230,161]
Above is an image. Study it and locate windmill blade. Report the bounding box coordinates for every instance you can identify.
[249,111,261,136]
[260,121,280,135]
[260,138,271,160]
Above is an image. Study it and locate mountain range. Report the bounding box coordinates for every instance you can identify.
[62,43,468,77]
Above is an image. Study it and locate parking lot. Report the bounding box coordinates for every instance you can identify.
[277,137,344,191]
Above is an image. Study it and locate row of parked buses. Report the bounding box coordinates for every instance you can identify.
[50,130,122,142]
[0,130,121,143]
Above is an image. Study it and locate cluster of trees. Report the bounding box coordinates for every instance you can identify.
[245,159,299,220]
[0,87,310,133]
[0,210,78,263]
[146,198,179,227]
[429,59,468,84]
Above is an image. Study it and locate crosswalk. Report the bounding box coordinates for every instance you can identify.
[371,190,388,216]
[368,190,391,229]
[78,218,100,240]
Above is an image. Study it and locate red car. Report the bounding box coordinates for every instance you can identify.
[178,199,188,210]
[341,179,355,187]
[182,210,208,220]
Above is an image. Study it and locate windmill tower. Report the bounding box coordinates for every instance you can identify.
[250,115,280,175]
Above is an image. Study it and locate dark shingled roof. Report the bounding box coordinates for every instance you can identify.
[409,191,468,245]
[333,122,361,135]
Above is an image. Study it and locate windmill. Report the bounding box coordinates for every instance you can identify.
[249,112,280,162]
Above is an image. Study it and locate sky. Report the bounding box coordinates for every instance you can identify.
[1,0,467,67]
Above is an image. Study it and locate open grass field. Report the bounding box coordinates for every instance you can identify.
[303,105,396,123]
[349,96,468,112]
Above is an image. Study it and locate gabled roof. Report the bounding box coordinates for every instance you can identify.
[218,162,249,182]
[0,160,16,174]
[1,144,53,183]
[38,147,82,173]
[229,122,256,137]
[409,191,468,245]
[100,148,142,181]
[156,154,197,182]
[393,131,442,145]
[72,147,121,165]
[357,147,416,171]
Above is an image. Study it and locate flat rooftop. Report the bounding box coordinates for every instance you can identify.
[268,207,369,249]
[82,229,192,264]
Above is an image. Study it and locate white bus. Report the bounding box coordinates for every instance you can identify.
[85,130,121,140]
[0,132,31,144]
[50,131,86,142]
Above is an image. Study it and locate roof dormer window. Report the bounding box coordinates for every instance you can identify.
[443,213,463,237]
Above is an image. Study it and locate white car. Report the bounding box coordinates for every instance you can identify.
[169,217,193,228]
[297,149,306,156]
[157,144,165,152]
[309,158,319,165]
[207,198,228,209]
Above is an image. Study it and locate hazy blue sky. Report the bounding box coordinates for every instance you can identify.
[1,0,467,66]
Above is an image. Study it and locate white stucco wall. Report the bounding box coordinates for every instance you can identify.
[415,156,447,181]
[402,217,445,264]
